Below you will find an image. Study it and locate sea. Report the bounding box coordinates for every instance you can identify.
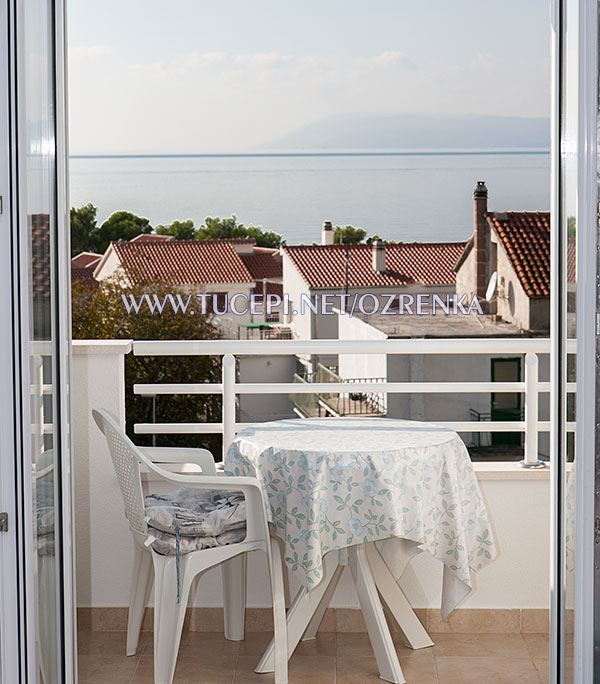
[69,151,550,245]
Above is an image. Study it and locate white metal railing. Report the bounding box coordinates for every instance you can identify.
[131,337,577,467]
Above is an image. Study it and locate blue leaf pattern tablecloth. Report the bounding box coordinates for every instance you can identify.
[226,418,497,609]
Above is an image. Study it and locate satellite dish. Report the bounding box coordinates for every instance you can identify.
[486,271,498,301]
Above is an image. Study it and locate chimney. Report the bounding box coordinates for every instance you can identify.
[372,239,386,273]
[473,181,488,302]
[321,220,334,246]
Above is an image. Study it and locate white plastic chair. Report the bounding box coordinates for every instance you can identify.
[92,409,288,684]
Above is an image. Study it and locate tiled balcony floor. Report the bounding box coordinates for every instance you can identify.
[77,631,552,683]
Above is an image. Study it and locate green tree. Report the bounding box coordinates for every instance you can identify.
[197,215,282,248]
[71,203,98,256]
[334,225,367,244]
[155,219,197,240]
[94,211,153,253]
[72,277,223,452]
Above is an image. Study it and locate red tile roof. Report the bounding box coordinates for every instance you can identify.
[130,233,174,243]
[72,265,98,287]
[31,214,50,299]
[72,252,102,269]
[487,212,550,297]
[240,249,282,281]
[283,242,466,289]
[112,239,255,285]
[567,239,576,284]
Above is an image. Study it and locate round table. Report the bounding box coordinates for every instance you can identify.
[225,417,497,684]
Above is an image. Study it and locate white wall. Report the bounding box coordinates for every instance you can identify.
[72,340,133,608]
[281,251,312,340]
[93,245,122,282]
[337,312,388,381]
[237,355,297,423]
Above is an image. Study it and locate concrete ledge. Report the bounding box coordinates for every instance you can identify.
[140,461,561,482]
[72,339,133,355]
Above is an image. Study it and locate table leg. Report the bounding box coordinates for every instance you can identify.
[301,561,344,641]
[366,543,434,650]
[255,550,341,673]
[348,544,406,684]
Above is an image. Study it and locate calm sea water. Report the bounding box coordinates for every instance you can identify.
[69,152,550,244]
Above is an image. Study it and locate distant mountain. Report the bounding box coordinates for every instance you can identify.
[269,114,549,150]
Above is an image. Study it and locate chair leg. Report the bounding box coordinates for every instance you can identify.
[153,555,192,684]
[222,554,247,640]
[127,546,153,656]
[269,537,288,684]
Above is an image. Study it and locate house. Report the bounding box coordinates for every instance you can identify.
[282,223,466,365]
[92,237,283,337]
[282,223,465,340]
[454,181,554,333]
[71,251,102,269]
[129,233,174,243]
[71,251,102,289]
[333,305,547,456]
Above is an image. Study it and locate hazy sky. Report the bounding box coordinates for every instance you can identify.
[68,0,550,155]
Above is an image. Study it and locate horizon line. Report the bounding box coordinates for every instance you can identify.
[70,149,550,160]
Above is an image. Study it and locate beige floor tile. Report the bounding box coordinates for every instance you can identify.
[132,654,236,684]
[152,631,241,658]
[77,630,151,656]
[234,654,335,683]
[535,659,549,682]
[77,654,140,683]
[236,632,274,656]
[336,632,428,661]
[523,633,549,661]
[294,633,337,657]
[335,632,376,658]
[435,656,541,684]
[337,651,438,684]
[530,656,574,683]
[235,631,336,659]
[431,632,530,659]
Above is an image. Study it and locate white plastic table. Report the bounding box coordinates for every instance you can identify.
[225,417,498,684]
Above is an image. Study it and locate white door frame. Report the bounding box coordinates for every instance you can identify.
[0,0,22,679]
[572,0,597,680]
[552,0,598,682]
[0,0,75,681]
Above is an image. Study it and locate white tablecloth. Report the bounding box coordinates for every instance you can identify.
[225,417,498,617]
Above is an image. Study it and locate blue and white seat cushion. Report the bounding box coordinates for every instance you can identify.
[144,488,247,556]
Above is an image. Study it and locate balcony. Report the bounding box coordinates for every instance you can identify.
[72,337,570,683]
[292,363,386,418]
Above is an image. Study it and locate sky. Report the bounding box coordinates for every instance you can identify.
[67,0,550,155]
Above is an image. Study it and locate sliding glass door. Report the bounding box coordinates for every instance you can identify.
[555,0,598,682]
[0,0,74,682]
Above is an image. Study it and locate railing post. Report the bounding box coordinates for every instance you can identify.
[222,354,237,459]
[520,352,546,468]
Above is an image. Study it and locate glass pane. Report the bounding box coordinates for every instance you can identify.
[21,0,62,680]
[562,0,577,678]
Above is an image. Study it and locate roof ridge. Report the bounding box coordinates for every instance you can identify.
[284,240,467,251]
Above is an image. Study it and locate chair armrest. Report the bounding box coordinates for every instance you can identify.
[138,447,217,475]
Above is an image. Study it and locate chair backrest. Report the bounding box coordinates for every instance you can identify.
[92,409,147,536]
